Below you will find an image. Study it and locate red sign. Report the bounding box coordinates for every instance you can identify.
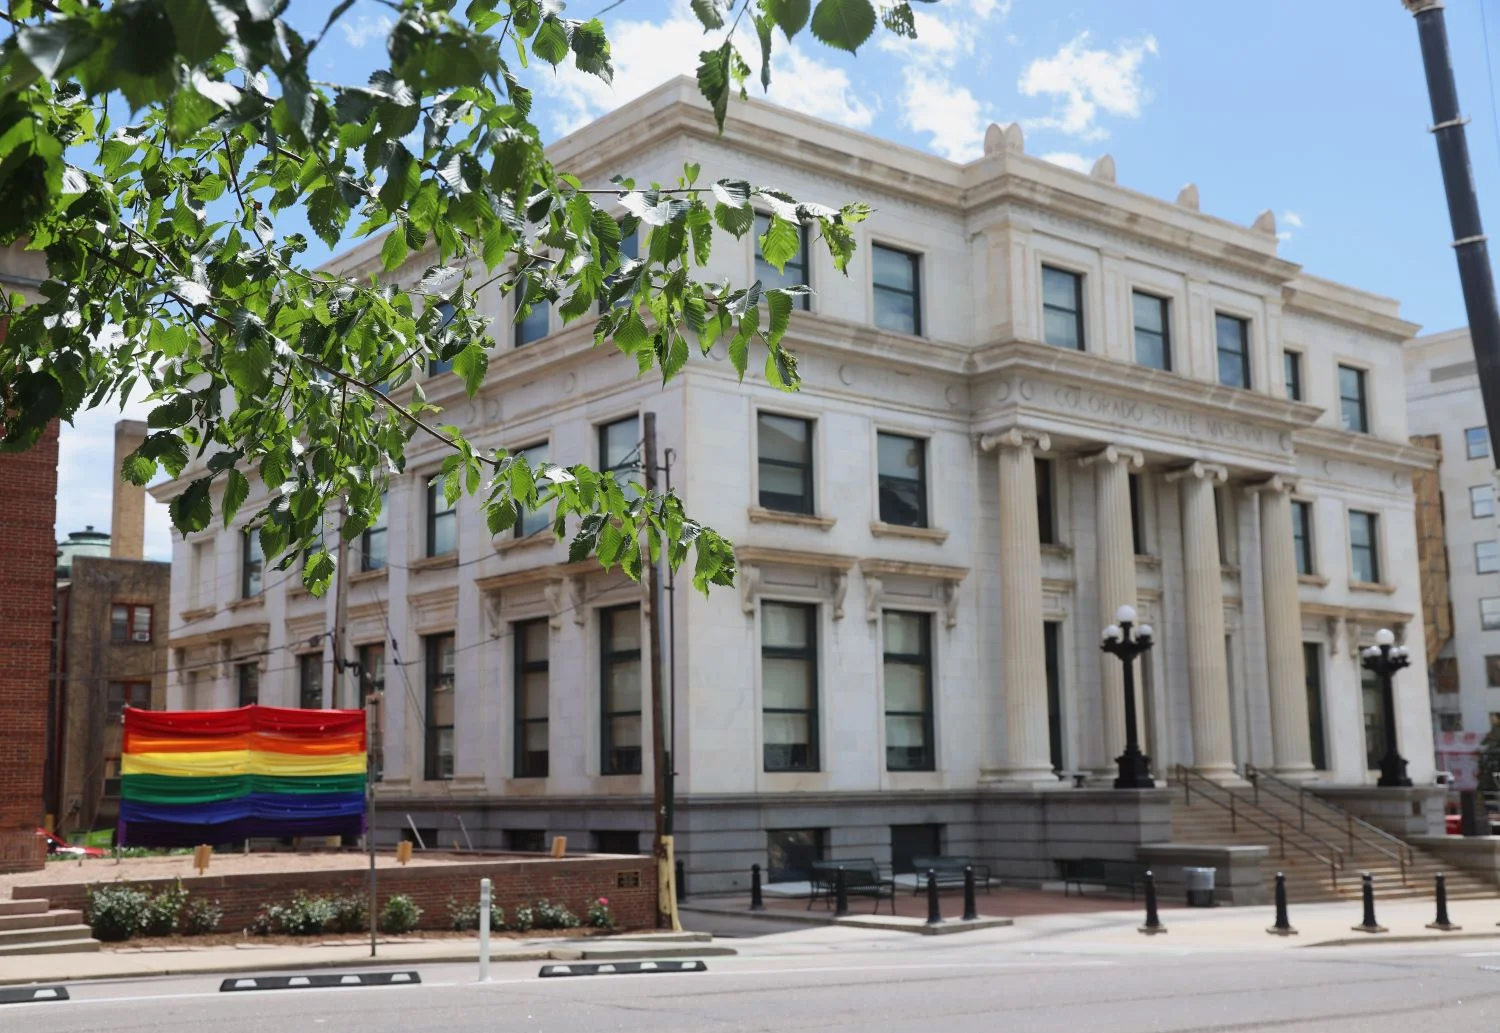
[1436,731,1483,791]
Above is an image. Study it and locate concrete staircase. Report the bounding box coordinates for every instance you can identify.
[1169,770,1494,906]
[0,897,101,955]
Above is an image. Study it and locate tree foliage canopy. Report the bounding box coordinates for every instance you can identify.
[0,0,923,594]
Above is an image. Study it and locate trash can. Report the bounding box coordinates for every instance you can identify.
[1183,866,1216,908]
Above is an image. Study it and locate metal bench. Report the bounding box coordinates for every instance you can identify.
[809,859,896,914]
[1059,858,1149,900]
[909,856,992,895]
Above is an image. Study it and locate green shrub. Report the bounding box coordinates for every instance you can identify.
[586,896,615,930]
[252,892,337,936]
[379,894,423,934]
[181,897,223,935]
[531,898,580,931]
[140,881,188,936]
[330,894,368,934]
[510,905,534,933]
[86,884,151,942]
[447,897,504,932]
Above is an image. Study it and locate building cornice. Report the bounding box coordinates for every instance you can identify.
[168,622,270,651]
[1293,426,1440,471]
[1281,280,1421,340]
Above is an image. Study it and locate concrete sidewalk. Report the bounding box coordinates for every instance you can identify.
[0,932,732,986]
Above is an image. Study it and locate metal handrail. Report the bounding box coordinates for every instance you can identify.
[1243,763,1413,884]
[1173,764,1341,890]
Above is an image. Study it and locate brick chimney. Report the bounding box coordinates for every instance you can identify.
[111,420,148,560]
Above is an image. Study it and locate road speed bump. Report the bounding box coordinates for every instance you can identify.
[0,986,69,1005]
[219,971,421,992]
[539,960,708,978]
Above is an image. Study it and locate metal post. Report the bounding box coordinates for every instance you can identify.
[926,869,942,925]
[1266,872,1297,936]
[478,878,492,982]
[675,858,686,903]
[1138,870,1166,935]
[835,866,850,918]
[1103,615,1154,789]
[962,866,978,922]
[1427,872,1461,931]
[749,863,764,912]
[643,412,673,930]
[1351,872,1387,933]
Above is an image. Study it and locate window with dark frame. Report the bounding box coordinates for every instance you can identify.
[505,829,546,852]
[424,632,456,780]
[236,663,259,707]
[361,491,388,571]
[110,603,153,644]
[1486,655,1500,687]
[762,601,818,772]
[600,224,640,312]
[600,604,643,775]
[1483,597,1500,631]
[1036,457,1056,545]
[872,244,921,336]
[298,653,323,710]
[427,302,457,375]
[592,830,640,855]
[1215,313,1251,389]
[514,442,552,538]
[1467,426,1490,460]
[883,611,934,772]
[514,295,550,347]
[757,413,814,515]
[427,480,456,556]
[1338,365,1370,433]
[1432,656,1459,693]
[107,680,151,721]
[598,416,641,500]
[1361,664,1386,769]
[1284,351,1303,401]
[241,530,263,598]
[1041,266,1085,350]
[890,824,943,875]
[514,617,550,778]
[1303,643,1328,771]
[1473,484,1495,519]
[1478,540,1500,575]
[1129,472,1147,556]
[1132,290,1171,371]
[1349,510,1381,584]
[766,828,825,883]
[876,432,927,528]
[755,212,810,309]
[1291,500,1314,577]
[1044,621,1063,773]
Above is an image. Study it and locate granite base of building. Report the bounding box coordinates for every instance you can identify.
[1309,785,1447,838]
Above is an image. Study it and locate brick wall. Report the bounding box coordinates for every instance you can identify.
[16,853,658,932]
[0,420,59,873]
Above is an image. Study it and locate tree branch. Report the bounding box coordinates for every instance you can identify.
[221,133,249,219]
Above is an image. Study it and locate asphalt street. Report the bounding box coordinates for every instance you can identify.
[11,935,1500,1033]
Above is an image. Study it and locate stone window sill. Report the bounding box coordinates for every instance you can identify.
[226,595,264,612]
[349,567,389,585]
[179,605,217,624]
[1349,579,1398,595]
[1220,565,1241,577]
[494,530,555,554]
[748,506,836,531]
[1298,573,1330,587]
[1040,543,1072,558]
[1134,554,1161,569]
[870,522,949,544]
[408,552,458,572]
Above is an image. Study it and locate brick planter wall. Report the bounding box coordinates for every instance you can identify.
[16,853,657,933]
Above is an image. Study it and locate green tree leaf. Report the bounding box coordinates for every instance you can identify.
[810,0,876,52]
[758,215,800,273]
[691,0,725,29]
[696,42,733,129]
[766,0,811,39]
[222,468,251,527]
[453,342,489,397]
[169,477,213,536]
[533,16,571,66]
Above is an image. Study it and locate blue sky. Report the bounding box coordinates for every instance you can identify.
[57,0,1500,559]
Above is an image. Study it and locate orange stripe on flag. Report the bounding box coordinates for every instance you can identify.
[250,731,366,756]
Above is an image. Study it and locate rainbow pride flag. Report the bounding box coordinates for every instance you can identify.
[119,705,368,847]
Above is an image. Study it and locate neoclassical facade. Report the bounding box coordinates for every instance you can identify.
[156,79,1437,887]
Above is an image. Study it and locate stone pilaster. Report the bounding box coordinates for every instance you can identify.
[1080,445,1143,774]
[982,428,1056,785]
[1166,461,1237,781]
[1253,477,1314,777]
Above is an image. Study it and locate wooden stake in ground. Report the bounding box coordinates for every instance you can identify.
[396,841,412,865]
[193,844,211,875]
[551,836,567,858]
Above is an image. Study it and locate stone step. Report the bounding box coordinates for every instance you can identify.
[0,898,49,917]
[0,937,101,956]
[0,923,99,948]
[0,909,83,932]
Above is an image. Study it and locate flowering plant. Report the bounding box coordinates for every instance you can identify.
[586,896,615,930]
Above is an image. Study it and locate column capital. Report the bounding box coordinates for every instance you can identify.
[1164,460,1228,485]
[979,427,1051,454]
[1403,0,1442,15]
[1077,444,1144,470]
[1249,474,1299,496]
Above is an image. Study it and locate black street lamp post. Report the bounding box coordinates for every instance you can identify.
[1361,628,1412,788]
[1101,604,1155,790]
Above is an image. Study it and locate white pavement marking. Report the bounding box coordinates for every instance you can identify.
[0,981,460,1010]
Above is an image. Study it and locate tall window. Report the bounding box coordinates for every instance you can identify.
[762,601,818,772]
[361,492,388,571]
[872,244,921,336]
[1215,314,1251,389]
[1467,426,1490,460]
[427,481,456,556]
[514,618,550,778]
[241,530,263,598]
[424,632,455,780]
[1349,511,1380,584]
[766,828,824,883]
[514,295,550,347]
[877,432,927,527]
[110,603,153,644]
[1291,500,1314,576]
[1486,655,1500,688]
[1303,643,1327,771]
[1132,291,1171,371]
[236,663,259,707]
[599,416,640,499]
[1338,365,1369,433]
[890,824,943,875]
[1044,621,1063,773]
[1434,657,1460,693]
[1036,457,1056,545]
[298,653,323,710]
[514,442,552,538]
[757,413,814,514]
[1361,665,1385,770]
[1478,541,1500,575]
[883,611,934,771]
[1472,484,1495,518]
[1041,266,1084,350]
[755,213,810,309]
[1482,597,1500,631]
[107,680,151,720]
[358,643,385,779]
[600,224,640,311]
[190,539,213,609]
[1129,473,1147,556]
[1284,351,1303,401]
[427,301,456,375]
[600,605,642,775]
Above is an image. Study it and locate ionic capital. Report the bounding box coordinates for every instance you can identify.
[978,427,1050,454]
[1078,445,1144,470]
[1249,474,1299,496]
[1164,460,1228,485]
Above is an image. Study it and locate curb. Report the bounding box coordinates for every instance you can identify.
[1304,930,1500,948]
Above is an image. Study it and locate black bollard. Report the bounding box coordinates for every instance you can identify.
[749,863,765,912]
[962,865,979,922]
[835,866,850,917]
[1266,872,1297,936]
[675,858,686,903]
[1138,869,1166,935]
[926,869,942,925]
[1351,872,1387,934]
[1427,872,1461,931]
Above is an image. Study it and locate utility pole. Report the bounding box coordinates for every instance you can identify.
[642,412,678,930]
[1403,0,1500,462]
[331,500,374,955]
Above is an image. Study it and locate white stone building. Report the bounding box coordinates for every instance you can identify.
[156,78,1440,890]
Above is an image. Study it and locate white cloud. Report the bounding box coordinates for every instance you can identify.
[338,13,393,50]
[878,10,967,66]
[1039,152,1093,174]
[898,67,988,162]
[1018,32,1158,140]
[532,0,872,136]
[57,400,174,563]
[1277,210,1304,243]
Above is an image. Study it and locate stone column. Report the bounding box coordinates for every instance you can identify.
[1080,446,1144,775]
[982,428,1056,785]
[1165,461,1237,781]
[1253,477,1314,777]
